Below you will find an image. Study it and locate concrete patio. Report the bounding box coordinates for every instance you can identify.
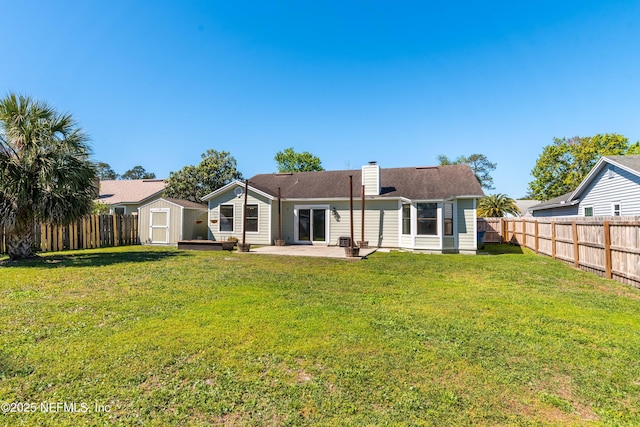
[245,245,378,259]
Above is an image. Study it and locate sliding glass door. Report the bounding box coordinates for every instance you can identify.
[295,206,328,244]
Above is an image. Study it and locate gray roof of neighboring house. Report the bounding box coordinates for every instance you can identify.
[163,198,207,209]
[98,179,166,205]
[605,155,640,173]
[248,164,484,200]
[512,200,539,216]
[529,192,575,211]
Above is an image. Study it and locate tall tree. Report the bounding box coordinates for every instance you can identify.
[437,153,496,189]
[477,194,520,217]
[0,94,97,260]
[165,149,243,202]
[95,161,119,180]
[528,134,631,200]
[274,147,323,172]
[122,165,156,180]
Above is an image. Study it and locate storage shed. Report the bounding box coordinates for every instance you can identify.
[138,198,208,245]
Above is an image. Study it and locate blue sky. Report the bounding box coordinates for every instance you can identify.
[2,1,639,198]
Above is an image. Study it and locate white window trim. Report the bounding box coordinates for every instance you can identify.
[611,202,621,216]
[242,203,260,234]
[401,203,412,236]
[443,202,454,237]
[583,205,594,217]
[218,204,235,233]
[415,202,439,237]
[293,204,330,244]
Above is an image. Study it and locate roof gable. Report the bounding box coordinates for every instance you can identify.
[570,155,640,201]
[200,180,277,202]
[530,155,640,212]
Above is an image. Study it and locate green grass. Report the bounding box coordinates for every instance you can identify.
[1,244,639,426]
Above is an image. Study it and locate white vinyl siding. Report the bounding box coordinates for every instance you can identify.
[578,164,640,216]
[281,200,399,247]
[207,184,272,244]
[457,199,476,251]
[138,198,208,245]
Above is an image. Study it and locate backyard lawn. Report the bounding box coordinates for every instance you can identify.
[0,245,639,426]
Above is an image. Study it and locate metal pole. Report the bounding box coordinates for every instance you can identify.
[361,184,365,245]
[278,187,282,241]
[349,175,354,249]
[242,179,248,246]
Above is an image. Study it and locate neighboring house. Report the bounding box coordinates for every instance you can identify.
[201,162,485,253]
[530,155,640,218]
[97,179,166,215]
[138,197,208,245]
[507,200,539,218]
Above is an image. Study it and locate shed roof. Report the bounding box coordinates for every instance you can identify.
[247,164,484,200]
[163,198,207,209]
[98,179,166,205]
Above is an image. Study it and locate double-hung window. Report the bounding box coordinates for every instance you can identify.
[444,202,453,236]
[220,205,234,232]
[245,205,259,232]
[416,203,437,235]
[402,204,411,235]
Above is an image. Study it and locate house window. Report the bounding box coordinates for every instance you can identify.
[113,207,125,215]
[612,203,621,216]
[245,204,259,232]
[402,204,411,235]
[444,202,453,236]
[220,205,234,232]
[584,206,593,217]
[416,203,437,235]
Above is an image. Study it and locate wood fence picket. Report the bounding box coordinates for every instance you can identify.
[0,214,139,256]
[478,217,640,288]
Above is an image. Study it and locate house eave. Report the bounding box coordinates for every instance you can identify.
[529,199,580,212]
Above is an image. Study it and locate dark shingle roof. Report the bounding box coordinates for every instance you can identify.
[605,155,640,174]
[163,198,207,209]
[528,192,575,211]
[248,165,484,200]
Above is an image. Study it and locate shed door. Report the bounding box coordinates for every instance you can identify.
[150,209,170,244]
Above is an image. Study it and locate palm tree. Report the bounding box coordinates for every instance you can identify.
[477,194,521,217]
[0,94,97,260]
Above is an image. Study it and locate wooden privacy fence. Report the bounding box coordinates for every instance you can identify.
[0,214,138,254]
[478,217,640,288]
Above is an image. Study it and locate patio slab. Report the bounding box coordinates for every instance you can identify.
[244,245,377,259]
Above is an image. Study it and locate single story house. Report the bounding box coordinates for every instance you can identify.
[201,162,485,253]
[97,179,166,215]
[138,197,208,245]
[530,155,640,218]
